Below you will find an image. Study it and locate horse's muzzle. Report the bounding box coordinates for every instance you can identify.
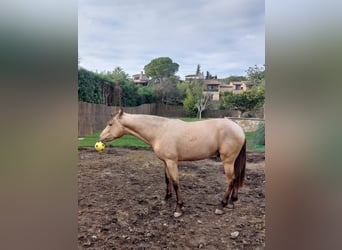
[99,136,113,143]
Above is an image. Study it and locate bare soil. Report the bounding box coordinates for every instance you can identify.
[78,147,265,250]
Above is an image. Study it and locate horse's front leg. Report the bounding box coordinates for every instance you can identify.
[165,160,183,218]
[164,163,172,200]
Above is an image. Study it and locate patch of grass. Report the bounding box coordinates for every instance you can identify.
[78,131,149,148]
[176,117,206,122]
[245,131,265,152]
[254,144,265,151]
[245,131,255,151]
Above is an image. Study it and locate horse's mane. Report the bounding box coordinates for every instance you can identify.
[121,113,172,131]
[123,113,171,124]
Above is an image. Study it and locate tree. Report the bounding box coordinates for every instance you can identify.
[183,86,197,116]
[78,68,103,104]
[246,64,265,88]
[196,64,201,75]
[182,80,212,118]
[119,80,140,107]
[225,75,247,83]
[152,75,183,105]
[205,71,214,80]
[97,67,133,106]
[195,93,213,119]
[220,85,264,117]
[137,86,155,104]
[144,57,179,83]
[99,67,129,82]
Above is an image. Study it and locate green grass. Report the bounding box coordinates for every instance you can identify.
[78,131,149,148]
[79,118,265,152]
[254,144,265,151]
[175,117,205,122]
[245,131,265,152]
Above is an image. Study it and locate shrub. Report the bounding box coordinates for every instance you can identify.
[254,121,265,145]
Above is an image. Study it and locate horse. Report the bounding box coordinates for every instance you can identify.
[99,109,246,218]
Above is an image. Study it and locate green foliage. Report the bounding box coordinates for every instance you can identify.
[245,131,265,151]
[224,75,247,83]
[220,85,265,115]
[119,80,140,106]
[181,80,211,118]
[144,57,181,105]
[78,68,103,104]
[205,71,217,80]
[144,57,179,81]
[120,81,155,107]
[152,75,183,105]
[80,67,154,107]
[254,121,265,145]
[220,91,235,109]
[183,86,197,116]
[137,86,155,104]
[246,64,265,88]
[176,81,188,101]
[99,66,130,82]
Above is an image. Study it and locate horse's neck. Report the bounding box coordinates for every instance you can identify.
[121,114,167,146]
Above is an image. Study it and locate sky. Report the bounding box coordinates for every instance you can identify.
[78,0,264,79]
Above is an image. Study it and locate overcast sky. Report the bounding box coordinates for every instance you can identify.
[78,0,264,79]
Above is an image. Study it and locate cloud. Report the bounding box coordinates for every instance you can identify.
[78,0,264,78]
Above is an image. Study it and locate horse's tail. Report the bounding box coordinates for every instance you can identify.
[234,139,246,188]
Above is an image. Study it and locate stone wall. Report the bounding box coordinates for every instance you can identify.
[228,117,264,132]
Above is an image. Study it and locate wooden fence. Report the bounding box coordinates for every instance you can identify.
[78,102,264,137]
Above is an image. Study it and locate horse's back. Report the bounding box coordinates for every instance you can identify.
[154,118,244,161]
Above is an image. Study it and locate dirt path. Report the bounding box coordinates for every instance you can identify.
[78,147,265,249]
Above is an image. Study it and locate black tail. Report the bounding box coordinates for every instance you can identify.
[234,139,246,188]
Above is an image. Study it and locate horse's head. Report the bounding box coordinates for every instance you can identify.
[99,108,125,142]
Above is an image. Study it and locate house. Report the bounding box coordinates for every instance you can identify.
[185,72,204,81]
[203,80,248,101]
[203,79,223,101]
[132,71,149,86]
[229,81,248,93]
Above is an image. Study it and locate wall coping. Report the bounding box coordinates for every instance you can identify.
[225,117,265,122]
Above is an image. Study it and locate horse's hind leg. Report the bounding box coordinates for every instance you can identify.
[164,162,172,200]
[231,185,239,202]
[215,161,235,215]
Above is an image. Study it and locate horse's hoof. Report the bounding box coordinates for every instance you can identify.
[231,196,238,202]
[215,208,224,215]
[173,211,182,218]
[227,203,234,209]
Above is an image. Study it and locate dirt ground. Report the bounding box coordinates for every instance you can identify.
[78,147,265,250]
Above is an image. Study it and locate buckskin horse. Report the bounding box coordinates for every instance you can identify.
[99,109,246,218]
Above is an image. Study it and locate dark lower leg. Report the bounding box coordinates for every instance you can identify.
[164,172,172,200]
[227,181,238,208]
[218,182,233,210]
[172,180,183,213]
[230,186,238,202]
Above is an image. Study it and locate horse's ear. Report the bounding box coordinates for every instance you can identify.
[118,108,123,117]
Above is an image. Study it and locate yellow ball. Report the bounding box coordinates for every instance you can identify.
[94,141,105,152]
